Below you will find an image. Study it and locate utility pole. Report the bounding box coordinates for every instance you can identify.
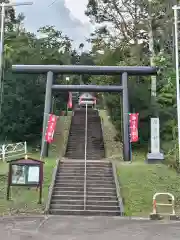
[0,1,33,115]
[147,0,164,162]
[172,5,180,166]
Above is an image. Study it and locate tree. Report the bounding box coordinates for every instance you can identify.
[85,0,177,148]
[0,15,75,144]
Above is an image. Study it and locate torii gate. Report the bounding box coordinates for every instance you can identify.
[12,64,157,161]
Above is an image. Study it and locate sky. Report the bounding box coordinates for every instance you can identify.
[14,0,92,50]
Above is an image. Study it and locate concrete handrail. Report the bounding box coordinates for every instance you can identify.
[112,161,124,216]
[99,113,106,158]
[44,158,61,214]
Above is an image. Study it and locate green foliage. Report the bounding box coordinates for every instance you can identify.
[86,0,177,151]
[0,12,82,144]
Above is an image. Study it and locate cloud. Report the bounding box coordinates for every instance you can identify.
[15,0,92,49]
[64,0,89,24]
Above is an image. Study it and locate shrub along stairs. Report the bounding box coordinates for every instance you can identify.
[48,108,122,216]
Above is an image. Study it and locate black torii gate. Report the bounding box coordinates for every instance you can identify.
[12,64,157,161]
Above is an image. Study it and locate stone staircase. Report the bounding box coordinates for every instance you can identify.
[65,109,105,160]
[49,161,120,216]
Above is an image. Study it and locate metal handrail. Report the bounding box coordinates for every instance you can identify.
[84,104,88,210]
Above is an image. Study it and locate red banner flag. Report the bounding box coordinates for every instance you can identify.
[67,92,72,109]
[45,114,58,143]
[129,113,139,142]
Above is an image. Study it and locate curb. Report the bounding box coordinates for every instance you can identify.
[112,161,124,216]
[149,213,180,221]
[44,158,61,214]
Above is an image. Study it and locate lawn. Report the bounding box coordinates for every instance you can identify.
[99,110,123,159]
[0,114,71,216]
[99,109,180,217]
[118,152,180,217]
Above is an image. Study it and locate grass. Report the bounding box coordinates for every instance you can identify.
[0,114,71,216]
[99,110,123,160]
[118,152,180,217]
[100,109,180,217]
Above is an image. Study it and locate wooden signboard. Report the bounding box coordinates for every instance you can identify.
[7,157,44,204]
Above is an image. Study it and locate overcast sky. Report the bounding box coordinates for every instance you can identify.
[14,0,92,50]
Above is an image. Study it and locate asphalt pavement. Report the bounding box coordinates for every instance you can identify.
[0,215,180,239]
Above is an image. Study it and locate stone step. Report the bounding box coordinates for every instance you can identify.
[64,155,105,159]
[66,146,104,149]
[65,149,104,151]
[66,144,104,147]
[59,165,110,168]
[56,176,114,180]
[69,131,102,133]
[51,199,118,206]
[59,163,111,166]
[67,141,104,143]
[55,174,113,180]
[65,151,104,154]
[56,172,113,177]
[65,154,105,158]
[54,182,115,187]
[55,182,115,187]
[58,171,113,176]
[51,195,118,201]
[68,134,102,137]
[60,161,110,165]
[58,166,111,170]
[66,148,104,152]
[58,166,112,170]
[65,156,105,160]
[50,204,83,210]
[49,209,120,216]
[53,186,83,191]
[68,135,102,138]
[66,142,104,145]
[50,204,119,211]
[53,187,116,193]
[57,171,113,175]
[66,145,103,148]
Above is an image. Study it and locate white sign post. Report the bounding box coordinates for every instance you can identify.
[147,117,164,163]
[151,118,160,153]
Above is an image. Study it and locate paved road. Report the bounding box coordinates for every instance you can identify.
[0,215,180,239]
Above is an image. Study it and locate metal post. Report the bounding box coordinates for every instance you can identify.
[173,5,180,165]
[122,72,130,161]
[0,3,5,115]
[84,103,87,210]
[41,71,53,157]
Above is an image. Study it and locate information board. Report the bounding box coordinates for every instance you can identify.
[28,166,39,183]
